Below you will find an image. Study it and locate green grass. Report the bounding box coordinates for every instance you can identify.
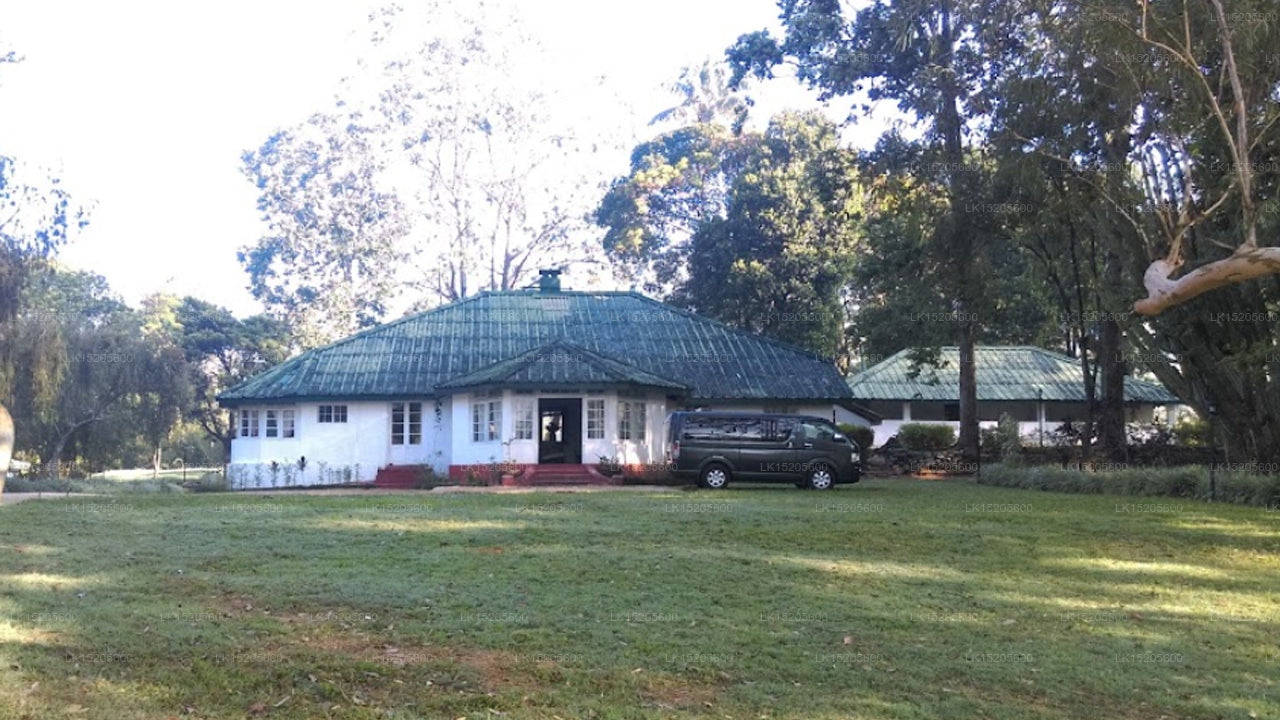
[0,479,1277,719]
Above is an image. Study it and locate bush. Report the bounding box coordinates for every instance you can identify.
[836,423,875,451]
[3,476,78,494]
[1172,416,1211,447]
[976,463,1280,508]
[897,423,956,451]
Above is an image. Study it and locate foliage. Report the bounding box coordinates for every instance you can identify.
[978,463,1280,509]
[896,423,956,452]
[650,59,752,134]
[1172,415,1211,448]
[596,123,751,295]
[240,113,410,347]
[836,422,875,452]
[242,1,607,342]
[174,297,290,460]
[995,413,1022,462]
[599,112,863,357]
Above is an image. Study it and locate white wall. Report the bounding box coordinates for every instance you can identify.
[866,403,1174,448]
[228,399,448,487]
[447,390,668,468]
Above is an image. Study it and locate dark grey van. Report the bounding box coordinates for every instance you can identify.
[665,412,861,490]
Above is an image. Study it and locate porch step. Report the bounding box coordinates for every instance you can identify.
[374,465,431,489]
[518,464,619,486]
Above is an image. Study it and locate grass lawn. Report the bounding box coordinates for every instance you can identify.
[0,478,1276,719]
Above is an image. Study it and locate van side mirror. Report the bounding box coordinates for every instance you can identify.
[832,433,846,442]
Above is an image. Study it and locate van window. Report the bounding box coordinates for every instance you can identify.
[796,420,837,442]
[681,416,737,440]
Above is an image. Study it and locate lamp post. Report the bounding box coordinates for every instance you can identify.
[1207,404,1217,502]
[1037,387,1044,448]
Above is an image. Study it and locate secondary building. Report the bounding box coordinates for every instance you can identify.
[846,346,1180,447]
[218,270,877,488]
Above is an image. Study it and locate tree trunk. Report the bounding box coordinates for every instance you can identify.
[0,403,13,479]
[958,320,980,461]
[1096,315,1127,462]
[152,445,163,479]
[48,429,74,481]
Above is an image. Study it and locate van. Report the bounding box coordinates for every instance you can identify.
[664,412,861,490]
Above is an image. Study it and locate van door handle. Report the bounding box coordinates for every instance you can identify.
[803,442,814,448]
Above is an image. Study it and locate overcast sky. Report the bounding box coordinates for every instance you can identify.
[0,0,881,317]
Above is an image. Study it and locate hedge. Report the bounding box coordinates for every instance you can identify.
[897,423,956,451]
[977,463,1280,508]
[836,423,876,451]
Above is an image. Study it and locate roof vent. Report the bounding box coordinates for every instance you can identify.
[538,268,562,294]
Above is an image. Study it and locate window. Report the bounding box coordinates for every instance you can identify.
[391,402,422,445]
[389,397,424,443]
[586,399,605,439]
[239,409,259,438]
[281,410,295,438]
[514,399,534,440]
[619,401,647,441]
[471,398,503,442]
[796,420,837,442]
[944,403,961,422]
[318,405,348,423]
[265,410,278,438]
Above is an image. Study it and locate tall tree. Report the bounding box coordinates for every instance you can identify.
[241,112,410,348]
[1,83,88,474]
[729,0,998,459]
[650,59,753,134]
[676,112,863,358]
[242,1,606,333]
[596,124,754,295]
[599,112,863,358]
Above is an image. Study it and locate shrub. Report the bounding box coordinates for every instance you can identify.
[1172,416,1210,446]
[897,423,956,451]
[995,414,1022,462]
[977,463,1280,508]
[836,423,875,451]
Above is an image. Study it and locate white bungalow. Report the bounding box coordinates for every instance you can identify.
[846,346,1181,447]
[219,270,878,488]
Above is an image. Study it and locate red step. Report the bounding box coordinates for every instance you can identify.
[374,465,432,489]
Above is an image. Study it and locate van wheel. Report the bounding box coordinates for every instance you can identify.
[806,464,835,490]
[700,463,730,490]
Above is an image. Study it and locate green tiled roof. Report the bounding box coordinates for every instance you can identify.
[437,339,687,391]
[219,291,853,405]
[846,346,1180,404]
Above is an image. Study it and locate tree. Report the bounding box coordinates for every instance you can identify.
[242,1,606,334]
[983,0,1279,462]
[174,298,290,462]
[596,123,755,295]
[241,112,410,348]
[650,59,753,134]
[2,49,88,478]
[729,0,999,460]
[599,112,862,358]
[676,112,863,358]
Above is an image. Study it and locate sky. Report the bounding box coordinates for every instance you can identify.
[0,0,884,317]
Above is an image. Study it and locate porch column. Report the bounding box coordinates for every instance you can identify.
[902,401,912,421]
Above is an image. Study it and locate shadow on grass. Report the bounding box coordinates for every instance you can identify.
[0,482,1275,719]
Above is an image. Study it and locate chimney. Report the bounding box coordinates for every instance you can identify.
[538,268,562,293]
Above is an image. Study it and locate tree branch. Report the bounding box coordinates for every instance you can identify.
[1134,245,1280,315]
